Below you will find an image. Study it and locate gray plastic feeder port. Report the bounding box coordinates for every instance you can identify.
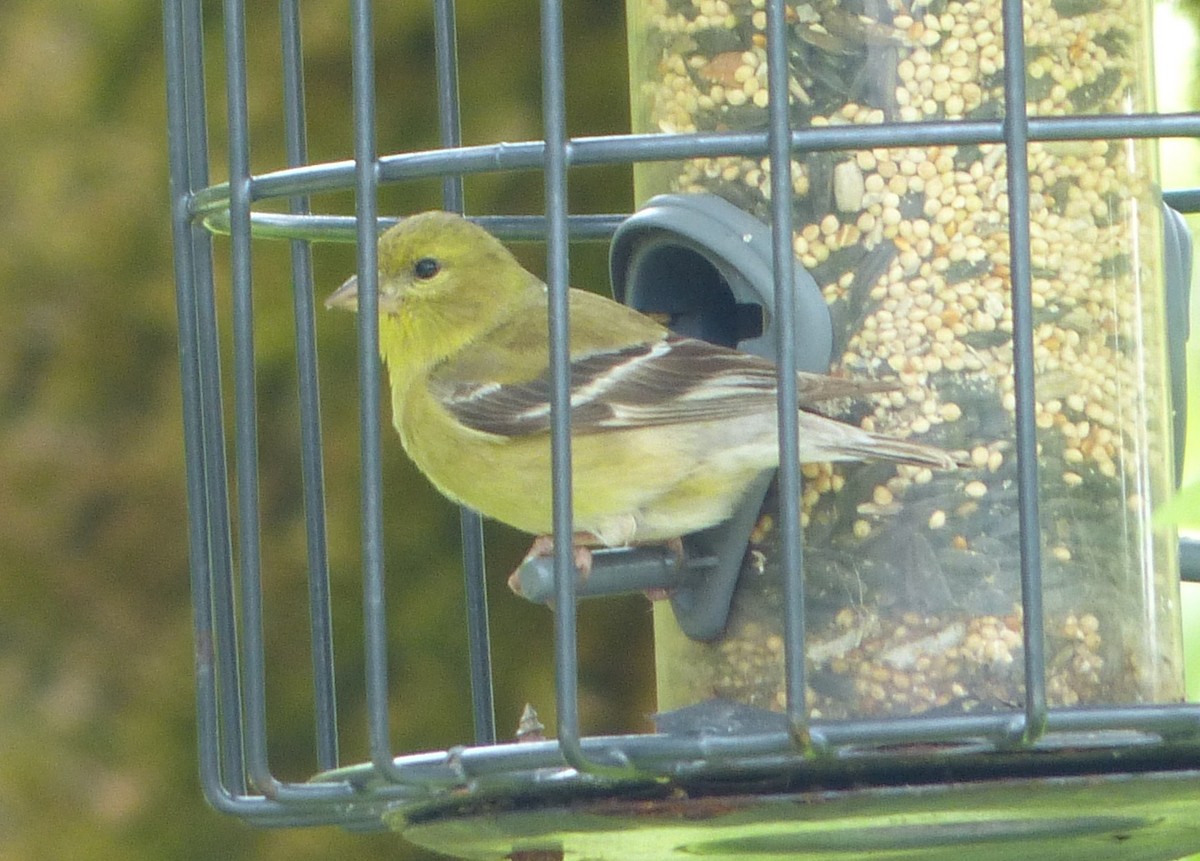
[609,193,833,370]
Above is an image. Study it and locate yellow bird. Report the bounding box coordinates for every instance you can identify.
[326,211,958,565]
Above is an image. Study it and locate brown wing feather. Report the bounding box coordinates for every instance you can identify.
[429,334,897,439]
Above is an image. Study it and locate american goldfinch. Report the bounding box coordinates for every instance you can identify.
[326,210,958,553]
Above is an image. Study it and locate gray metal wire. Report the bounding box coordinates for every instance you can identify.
[430,0,498,749]
[764,0,809,745]
[280,0,339,775]
[998,0,1048,740]
[163,0,1200,830]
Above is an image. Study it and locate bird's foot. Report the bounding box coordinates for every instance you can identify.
[642,536,684,602]
[507,532,598,598]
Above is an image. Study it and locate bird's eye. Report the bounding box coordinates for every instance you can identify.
[413,257,441,280]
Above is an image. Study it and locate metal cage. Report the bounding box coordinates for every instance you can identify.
[164,0,1200,847]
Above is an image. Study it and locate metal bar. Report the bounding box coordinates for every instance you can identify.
[1000,0,1048,739]
[306,703,1200,797]
[186,191,1196,245]
[349,0,403,784]
[1165,188,1200,213]
[164,0,239,812]
[459,513,495,742]
[764,0,808,745]
[280,0,339,773]
[541,0,639,777]
[223,0,280,796]
[380,112,1200,170]
[538,0,588,773]
[198,210,627,243]
[433,0,465,216]
[178,0,249,799]
[432,0,496,746]
[538,0,630,777]
[1183,538,1200,582]
[185,113,1200,217]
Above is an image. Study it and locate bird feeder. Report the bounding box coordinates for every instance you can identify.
[625,0,1189,721]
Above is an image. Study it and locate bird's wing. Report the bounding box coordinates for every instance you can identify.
[428,334,893,438]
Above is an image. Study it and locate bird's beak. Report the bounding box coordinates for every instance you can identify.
[324,274,359,311]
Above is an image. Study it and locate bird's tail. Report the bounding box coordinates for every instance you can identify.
[833,428,968,470]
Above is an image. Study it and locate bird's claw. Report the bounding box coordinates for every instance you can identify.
[507,533,596,600]
[642,537,683,602]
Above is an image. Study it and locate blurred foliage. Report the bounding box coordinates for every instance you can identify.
[0,1,650,859]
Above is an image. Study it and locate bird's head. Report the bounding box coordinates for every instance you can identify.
[325,210,534,318]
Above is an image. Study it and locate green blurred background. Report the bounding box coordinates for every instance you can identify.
[0,1,1198,859]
